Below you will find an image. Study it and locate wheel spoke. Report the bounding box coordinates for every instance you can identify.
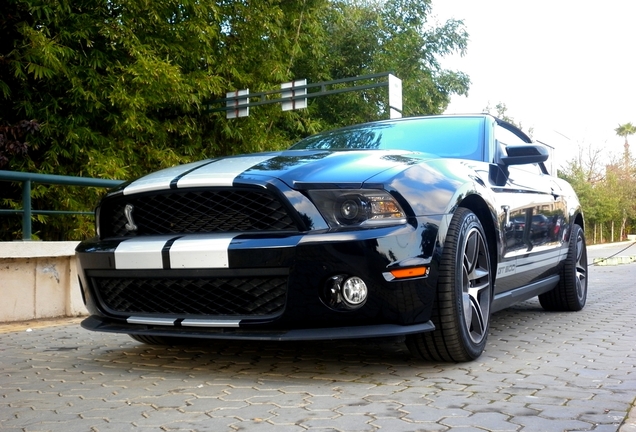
[469,292,487,337]
[576,265,587,281]
[576,235,584,263]
[461,227,491,344]
[464,232,479,273]
[469,267,489,281]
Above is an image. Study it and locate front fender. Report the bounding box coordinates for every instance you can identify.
[378,159,493,217]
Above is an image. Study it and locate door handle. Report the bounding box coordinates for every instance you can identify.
[502,205,511,228]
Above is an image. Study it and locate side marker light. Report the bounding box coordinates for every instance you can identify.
[390,266,428,279]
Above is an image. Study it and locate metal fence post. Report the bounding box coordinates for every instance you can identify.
[22,179,31,240]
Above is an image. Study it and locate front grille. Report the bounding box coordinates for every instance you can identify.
[92,276,287,317]
[100,189,298,238]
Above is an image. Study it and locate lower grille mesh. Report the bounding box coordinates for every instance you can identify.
[92,276,287,317]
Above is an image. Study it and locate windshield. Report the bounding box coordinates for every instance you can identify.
[289,116,486,161]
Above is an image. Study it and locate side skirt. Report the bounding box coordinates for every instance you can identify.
[492,275,560,313]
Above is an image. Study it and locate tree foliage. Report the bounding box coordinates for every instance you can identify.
[559,142,636,243]
[483,102,533,136]
[615,122,636,146]
[615,122,636,170]
[0,119,39,167]
[305,0,469,127]
[1,0,469,240]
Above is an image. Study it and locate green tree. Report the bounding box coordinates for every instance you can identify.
[1,0,470,240]
[560,141,636,243]
[610,123,636,239]
[615,122,636,168]
[1,0,329,239]
[483,102,533,136]
[300,0,469,127]
[615,122,636,146]
[0,120,39,167]
[559,146,606,242]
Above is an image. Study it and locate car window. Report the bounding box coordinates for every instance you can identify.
[289,117,487,161]
[495,124,545,175]
[509,163,544,176]
[495,124,528,146]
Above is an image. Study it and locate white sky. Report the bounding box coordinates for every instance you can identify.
[431,0,636,168]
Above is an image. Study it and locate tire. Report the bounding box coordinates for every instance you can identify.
[406,208,493,362]
[128,334,186,345]
[539,224,587,311]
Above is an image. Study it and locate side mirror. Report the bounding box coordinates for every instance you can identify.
[501,144,549,166]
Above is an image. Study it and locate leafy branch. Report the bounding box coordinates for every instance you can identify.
[0,120,39,168]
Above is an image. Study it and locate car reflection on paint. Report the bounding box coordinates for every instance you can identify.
[75,114,588,362]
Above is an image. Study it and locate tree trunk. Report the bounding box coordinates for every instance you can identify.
[621,217,627,241]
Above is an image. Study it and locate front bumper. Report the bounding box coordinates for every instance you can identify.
[76,219,442,340]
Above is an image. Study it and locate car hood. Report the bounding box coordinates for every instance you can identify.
[120,149,437,195]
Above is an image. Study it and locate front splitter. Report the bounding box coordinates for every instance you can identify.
[81,315,435,341]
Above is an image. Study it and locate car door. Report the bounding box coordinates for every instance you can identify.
[502,164,566,286]
[491,125,567,294]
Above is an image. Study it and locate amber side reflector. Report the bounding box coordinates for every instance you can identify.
[390,266,428,279]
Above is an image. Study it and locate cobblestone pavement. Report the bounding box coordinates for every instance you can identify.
[1,263,635,432]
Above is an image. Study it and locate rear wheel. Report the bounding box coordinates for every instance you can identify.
[539,224,587,311]
[407,208,492,362]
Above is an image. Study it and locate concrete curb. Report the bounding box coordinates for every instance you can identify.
[620,400,636,432]
[588,240,636,267]
[593,255,636,266]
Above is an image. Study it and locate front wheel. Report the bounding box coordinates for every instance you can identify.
[407,208,493,362]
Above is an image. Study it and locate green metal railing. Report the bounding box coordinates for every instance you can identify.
[0,170,124,240]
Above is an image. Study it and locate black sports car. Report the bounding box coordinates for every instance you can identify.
[75,114,587,362]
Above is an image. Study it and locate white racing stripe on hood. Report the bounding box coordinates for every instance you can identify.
[176,154,275,188]
[170,234,235,268]
[123,160,212,195]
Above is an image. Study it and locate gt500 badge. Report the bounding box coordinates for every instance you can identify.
[497,263,516,276]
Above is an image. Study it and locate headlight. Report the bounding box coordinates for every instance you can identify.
[307,189,406,228]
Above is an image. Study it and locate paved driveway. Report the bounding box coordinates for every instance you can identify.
[1,260,635,431]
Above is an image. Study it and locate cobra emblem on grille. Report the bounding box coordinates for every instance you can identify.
[124,204,138,231]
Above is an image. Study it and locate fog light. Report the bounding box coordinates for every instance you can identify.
[341,277,368,306]
[322,275,369,311]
